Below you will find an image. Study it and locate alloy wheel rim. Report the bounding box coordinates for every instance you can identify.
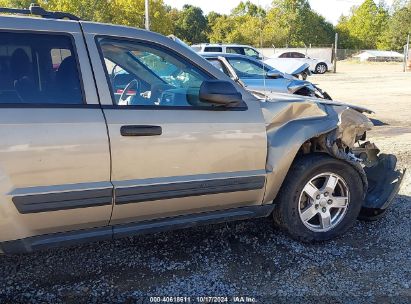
[317,64,326,73]
[298,172,350,232]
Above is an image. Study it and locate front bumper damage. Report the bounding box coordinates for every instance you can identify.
[260,99,405,220]
[360,154,406,220]
[323,107,405,220]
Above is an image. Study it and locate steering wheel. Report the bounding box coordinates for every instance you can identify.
[119,79,139,105]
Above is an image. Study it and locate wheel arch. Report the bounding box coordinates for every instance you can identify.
[263,124,369,205]
[261,102,373,205]
[263,117,338,204]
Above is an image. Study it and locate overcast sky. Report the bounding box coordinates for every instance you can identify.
[163,0,394,25]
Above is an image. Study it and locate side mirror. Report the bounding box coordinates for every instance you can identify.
[199,80,243,106]
[266,69,282,79]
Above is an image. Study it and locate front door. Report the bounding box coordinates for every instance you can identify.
[88,33,267,225]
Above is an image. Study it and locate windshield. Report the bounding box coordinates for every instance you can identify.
[226,57,269,79]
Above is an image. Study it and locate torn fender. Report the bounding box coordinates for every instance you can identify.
[261,101,339,204]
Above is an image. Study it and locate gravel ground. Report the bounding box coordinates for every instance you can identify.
[0,62,410,303]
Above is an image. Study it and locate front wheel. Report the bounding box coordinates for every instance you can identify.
[273,154,364,242]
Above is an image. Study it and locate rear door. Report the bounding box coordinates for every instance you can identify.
[82,24,268,225]
[0,18,112,242]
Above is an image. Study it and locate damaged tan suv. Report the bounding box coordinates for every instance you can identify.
[0,5,405,253]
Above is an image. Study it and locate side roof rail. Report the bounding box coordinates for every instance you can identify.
[0,3,80,21]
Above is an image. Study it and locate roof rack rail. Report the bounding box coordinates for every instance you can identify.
[0,3,80,21]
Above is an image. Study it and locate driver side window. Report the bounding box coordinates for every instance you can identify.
[97,37,213,108]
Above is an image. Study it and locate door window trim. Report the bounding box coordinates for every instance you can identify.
[0,29,88,108]
[94,35,248,111]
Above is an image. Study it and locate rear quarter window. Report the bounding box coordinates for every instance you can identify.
[204,47,222,52]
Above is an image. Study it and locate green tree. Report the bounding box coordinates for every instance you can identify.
[0,0,174,35]
[44,0,114,23]
[174,5,208,44]
[261,7,289,47]
[208,15,235,43]
[109,0,174,35]
[232,0,265,18]
[1,0,336,48]
[336,0,389,49]
[268,0,334,47]
[208,1,266,45]
[379,1,411,50]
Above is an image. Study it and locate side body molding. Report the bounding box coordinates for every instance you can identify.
[0,205,274,254]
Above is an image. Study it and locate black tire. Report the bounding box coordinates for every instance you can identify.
[315,62,328,74]
[273,153,364,242]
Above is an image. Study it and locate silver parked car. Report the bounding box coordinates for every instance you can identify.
[191,43,263,60]
[0,5,404,253]
[201,53,331,100]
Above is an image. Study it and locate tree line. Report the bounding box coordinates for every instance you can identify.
[1,0,410,51]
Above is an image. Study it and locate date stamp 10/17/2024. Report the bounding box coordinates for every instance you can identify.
[149,296,257,303]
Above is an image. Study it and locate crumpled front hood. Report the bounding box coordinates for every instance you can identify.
[259,95,374,149]
[260,91,374,114]
[260,99,328,130]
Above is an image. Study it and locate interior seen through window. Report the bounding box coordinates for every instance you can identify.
[98,38,217,108]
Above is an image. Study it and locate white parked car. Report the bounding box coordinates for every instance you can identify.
[191,43,263,60]
[268,51,332,74]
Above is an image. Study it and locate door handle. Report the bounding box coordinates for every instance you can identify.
[120,125,162,136]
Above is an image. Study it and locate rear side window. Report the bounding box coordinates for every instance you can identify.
[204,47,222,52]
[292,52,306,58]
[279,52,291,58]
[226,47,245,55]
[0,32,83,105]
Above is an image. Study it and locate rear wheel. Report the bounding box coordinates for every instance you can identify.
[273,154,363,242]
[315,63,328,74]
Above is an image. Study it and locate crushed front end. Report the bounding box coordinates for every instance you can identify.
[312,107,405,220]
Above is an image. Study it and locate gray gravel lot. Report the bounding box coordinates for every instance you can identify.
[1,62,410,303]
[0,194,410,303]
